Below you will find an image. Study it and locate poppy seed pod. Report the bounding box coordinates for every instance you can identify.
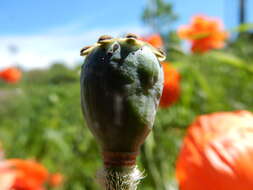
[80,34,165,189]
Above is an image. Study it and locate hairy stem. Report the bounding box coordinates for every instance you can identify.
[97,165,144,190]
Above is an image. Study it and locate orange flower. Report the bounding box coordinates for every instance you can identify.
[49,173,64,187]
[8,159,49,190]
[159,62,180,108]
[178,15,229,53]
[0,67,22,83]
[140,34,164,48]
[176,110,253,190]
[0,161,16,190]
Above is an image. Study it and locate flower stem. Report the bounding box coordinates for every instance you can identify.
[97,165,144,190]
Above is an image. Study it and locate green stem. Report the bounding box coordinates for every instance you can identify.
[141,141,162,189]
[97,165,144,190]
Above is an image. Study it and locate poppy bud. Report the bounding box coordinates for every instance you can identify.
[80,34,165,189]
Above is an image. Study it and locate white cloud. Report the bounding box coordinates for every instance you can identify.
[0,25,148,70]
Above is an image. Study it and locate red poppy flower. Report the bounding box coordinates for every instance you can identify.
[159,62,180,108]
[49,173,64,187]
[140,34,164,48]
[8,159,49,190]
[176,110,253,190]
[178,15,229,53]
[0,161,16,190]
[0,67,22,83]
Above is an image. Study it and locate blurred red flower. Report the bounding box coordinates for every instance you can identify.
[0,67,22,83]
[0,155,63,190]
[49,173,64,187]
[140,34,164,48]
[178,15,229,53]
[0,161,16,190]
[159,62,180,108]
[8,159,49,190]
[176,110,253,190]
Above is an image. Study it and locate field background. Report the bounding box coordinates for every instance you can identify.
[1,0,253,189]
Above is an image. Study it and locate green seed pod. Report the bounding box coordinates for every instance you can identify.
[80,34,165,190]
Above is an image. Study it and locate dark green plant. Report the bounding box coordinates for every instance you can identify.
[142,0,178,33]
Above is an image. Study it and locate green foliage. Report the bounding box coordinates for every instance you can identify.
[142,0,177,33]
[0,64,100,190]
[226,33,253,61]
[1,3,253,186]
[141,0,182,62]
[1,38,253,190]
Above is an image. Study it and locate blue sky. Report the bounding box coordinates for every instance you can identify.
[0,0,252,69]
